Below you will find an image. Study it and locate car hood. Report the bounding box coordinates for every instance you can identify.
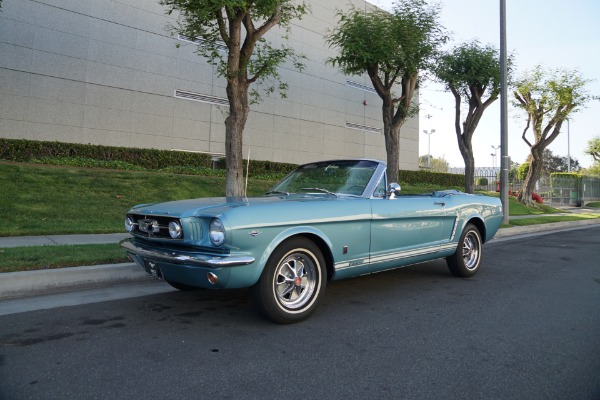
[128,195,342,218]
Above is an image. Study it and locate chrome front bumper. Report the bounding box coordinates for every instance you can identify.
[120,238,255,268]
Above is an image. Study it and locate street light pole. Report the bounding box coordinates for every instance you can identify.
[491,145,500,169]
[567,119,571,172]
[423,129,436,168]
[499,0,509,225]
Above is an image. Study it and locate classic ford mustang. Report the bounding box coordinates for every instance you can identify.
[121,159,503,323]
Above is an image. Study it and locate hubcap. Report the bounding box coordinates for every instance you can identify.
[274,252,317,310]
[463,232,480,270]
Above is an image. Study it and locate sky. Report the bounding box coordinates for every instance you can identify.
[366,0,600,169]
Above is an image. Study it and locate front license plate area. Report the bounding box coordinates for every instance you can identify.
[144,260,163,280]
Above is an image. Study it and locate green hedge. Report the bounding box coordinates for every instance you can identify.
[399,169,464,187]
[0,138,213,170]
[476,177,489,186]
[0,138,298,178]
[0,138,463,186]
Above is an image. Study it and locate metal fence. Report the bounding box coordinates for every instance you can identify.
[583,176,600,204]
[450,167,600,206]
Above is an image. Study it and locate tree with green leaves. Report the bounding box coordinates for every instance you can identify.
[541,149,580,173]
[585,137,600,162]
[513,65,597,206]
[434,41,509,193]
[418,154,448,172]
[160,0,307,197]
[326,0,446,184]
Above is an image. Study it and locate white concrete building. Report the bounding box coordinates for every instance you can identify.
[0,0,419,169]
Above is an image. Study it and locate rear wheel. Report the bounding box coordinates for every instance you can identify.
[446,223,482,277]
[251,238,326,324]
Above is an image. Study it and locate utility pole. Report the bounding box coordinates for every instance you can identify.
[567,119,571,172]
[500,0,509,225]
[423,129,436,168]
[492,145,500,169]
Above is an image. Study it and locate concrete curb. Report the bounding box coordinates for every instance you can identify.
[1,219,598,301]
[494,218,600,238]
[0,263,150,300]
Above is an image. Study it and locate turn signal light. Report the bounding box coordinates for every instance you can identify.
[207,272,218,285]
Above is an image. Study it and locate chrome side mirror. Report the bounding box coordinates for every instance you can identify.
[388,183,401,198]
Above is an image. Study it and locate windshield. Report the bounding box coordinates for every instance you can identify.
[268,160,378,196]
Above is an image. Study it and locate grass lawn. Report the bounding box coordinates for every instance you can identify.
[481,191,564,216]
[508,214,600,226]
[0,243,129,273]
[0,163,274,236]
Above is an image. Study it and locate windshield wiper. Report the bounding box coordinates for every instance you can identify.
[266,190,289,196]
[301,187,338,197]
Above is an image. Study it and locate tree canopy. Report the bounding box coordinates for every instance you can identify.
[513,65,597,205]
[160,0,307,197]
[434,41,509,193]
[418,155,449,173]
[326,0,446,183]
[534,149,581,174]
[586,137,600,162]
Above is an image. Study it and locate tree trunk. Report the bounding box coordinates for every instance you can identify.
[224,79,250,198]
[449,85,496,194]
[518,146,544,206]
[462,148,475,194]
[382,98,401,184]
[455,124,476,194]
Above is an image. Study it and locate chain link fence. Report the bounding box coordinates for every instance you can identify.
[449,167,600,206]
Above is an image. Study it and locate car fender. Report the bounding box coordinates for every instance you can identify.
[455,212,487,242]
[246,225,335,286]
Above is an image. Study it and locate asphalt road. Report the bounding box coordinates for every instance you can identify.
[1,227,599,400]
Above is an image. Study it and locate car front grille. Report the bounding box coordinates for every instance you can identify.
[127,214,182,239]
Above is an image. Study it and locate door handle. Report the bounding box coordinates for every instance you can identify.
[434,201,446,207]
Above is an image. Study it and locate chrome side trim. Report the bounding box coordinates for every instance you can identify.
[120,239,254,268]
[450,216,459,241]
[334,243,458,271]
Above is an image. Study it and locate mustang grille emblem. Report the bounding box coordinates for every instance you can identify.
[139,219,160,236]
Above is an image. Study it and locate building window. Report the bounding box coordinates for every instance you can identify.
[346,80,377,94]
[174,90,229,106]
[177,34,228,52]
[346,122,381,134]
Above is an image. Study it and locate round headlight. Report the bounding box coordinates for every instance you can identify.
[125,217,135,232]
[209,218,226,246]
[168,221,182,239]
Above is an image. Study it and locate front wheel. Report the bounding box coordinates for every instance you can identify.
[251,238,326,324]
[446,223,482,277]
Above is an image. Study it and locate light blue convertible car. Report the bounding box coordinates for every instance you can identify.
[121,159,502,323]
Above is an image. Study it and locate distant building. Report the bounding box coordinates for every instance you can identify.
[0,0,419,169]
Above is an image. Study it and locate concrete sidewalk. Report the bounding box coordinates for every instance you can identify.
[0,233,130,248]
[1,213,599,301]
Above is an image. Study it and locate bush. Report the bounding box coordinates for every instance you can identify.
[0,138,464,187]
[518,162,530,180]
[476,177,489,186]
[0,138,213,170]
[399,169,464,187]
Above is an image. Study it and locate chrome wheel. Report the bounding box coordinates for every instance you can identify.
[252,238,326,324]
[274,252,317,310]
[446,223,482,278]
[463,231,481,270]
